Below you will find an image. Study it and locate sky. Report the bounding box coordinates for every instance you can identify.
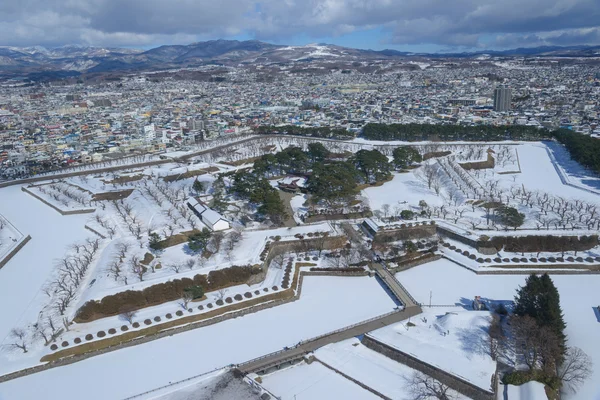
[1,0,599,52]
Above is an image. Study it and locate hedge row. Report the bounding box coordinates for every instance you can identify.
[309,267,365,273]
[487,235,598,253]
[75,265,261,322]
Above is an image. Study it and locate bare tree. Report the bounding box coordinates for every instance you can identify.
[488,314,504,361]
[185,258,196,270]
[558,347,593,393]
[4,328,29,353]
[120,309,137,325]
[168,263,182,274]
[130,255,146,281]
[405,372,454,400]
[180,291,194,310]
[213,288,229,302]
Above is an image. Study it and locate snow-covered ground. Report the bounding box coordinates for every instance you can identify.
[0,186,92,372]
[369,308,496,391]
[397,259,600,400]
[0,275,397,399]
[0,213,25,262]
[314,337,468,400]
[505,381,548,400]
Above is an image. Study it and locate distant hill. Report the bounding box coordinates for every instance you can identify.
[1,40,599,77]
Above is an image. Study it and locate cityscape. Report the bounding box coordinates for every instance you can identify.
[1,2,600,400]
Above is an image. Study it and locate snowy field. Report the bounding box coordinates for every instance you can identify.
[313,337,468,400]
[0,186,91,372]
[260,360,379,400]
[0,213,25,262]
[369,308,496,391]
[0,275,397,399]
[397,259,600,400]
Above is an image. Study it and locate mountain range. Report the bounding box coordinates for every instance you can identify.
[1,40,599,77]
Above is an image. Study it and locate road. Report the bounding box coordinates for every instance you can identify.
[238,305,422,374]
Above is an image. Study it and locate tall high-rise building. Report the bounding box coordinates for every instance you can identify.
[493,85,512,112]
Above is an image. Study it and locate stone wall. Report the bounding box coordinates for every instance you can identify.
[389,253,442,274]
[21,186,96,215]
[0,235,31,270]
[361,335,495,400]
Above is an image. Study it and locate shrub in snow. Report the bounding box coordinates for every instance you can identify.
[548,257,556,262]
[154,316,161,322]
[61,341,69,347]
[176,310,184,316]
[476,258,484,263]
[74,337,82,344]
[108,328,117,335]
[520,258,528,263]
[97,331,106,338]
[469,254,477,260]
[530,258,538,263]
[254,290,260,295]
[166,313,173,319]
[121,325,129,332]
[206,303,213,309]
[586,257,594,262]
[449,245,456,250]
[225,297,233,304]
[50,344,58,351]
[494,257,502,263]
[188,308,193,313]
[567,257,575,262]
[539,258,547,262]
[143,319,151,325]
[263,288,269,292]
[272,286,279,291]
[556,257,564,262]
[484,258,491,263]
[234,294,243,301]
[244,292,252,298]
[576,257,584,262]
[85,334,93,341]
[216,300,224,306]
[132,322,140,328]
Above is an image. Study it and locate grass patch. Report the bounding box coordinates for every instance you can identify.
[296,262,317,267]
[41,266,302,363]
[92,189,134,201]
[163,169,207,182]
[140,253,155,266]
[101,175,144,185]
[356,175,394,191]
[152,230,201,250]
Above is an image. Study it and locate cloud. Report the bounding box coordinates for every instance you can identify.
[0,0,599,49]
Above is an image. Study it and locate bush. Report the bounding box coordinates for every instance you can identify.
[216,299,224,306]
[144,319,152,325]
[539,257,547,262]
[272,286,279,291]
[154,316,161,322]
[188,308,193,313]
[254,290,260,295]
[463,251,470,256]
[225,297,233,303]
[50,344,58,351]
[234,294,243,301]
[476,258,484,263]
[206,303,213,308]
[121,325,129,332]
[567,257,575,262]
[495,303,508,315]
[530,258,538,263]
[61,341,69,347]
[244,292,252,298]
[548,257,556,263]
[494,258,502,263]
[166,313,173,319]
[263,288,269,292]
[132,322,140,328]
[97,331,106,338]
[469,254,477,260]
[484,258,491,263]
[503,258,510,263]
[502,370,561,390]
[556,257,564,262]
[176,310,184,316]
[108,328,117,335]
[576,257,584,262]
[74,337,82,344]
[74,265,260,322]
[85,334,93,341]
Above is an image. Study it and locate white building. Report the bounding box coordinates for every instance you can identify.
[186,197,230,231]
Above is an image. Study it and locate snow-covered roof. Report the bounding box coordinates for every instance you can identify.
[187,197,207,213]
[201,208,227,226]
